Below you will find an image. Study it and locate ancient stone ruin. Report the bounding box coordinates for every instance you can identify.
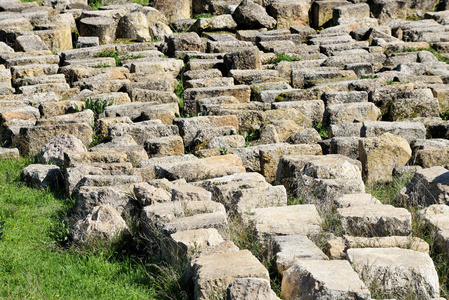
[2,0,449,298]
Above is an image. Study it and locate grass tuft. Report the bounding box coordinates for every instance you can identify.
[268,53,301,64]
[193,13,214,19]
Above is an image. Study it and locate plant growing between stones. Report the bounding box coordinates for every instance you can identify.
[84,97,114,117]
[440,108,449,121]
[313,121,328,139]
[269,53,301,64]
[93,50,144,66]
[219,147,228,155]
[242,130,259,147]
[88,0,103,10]
[90,63,112,68]
[228,217,282,296]
[193,13,214,19]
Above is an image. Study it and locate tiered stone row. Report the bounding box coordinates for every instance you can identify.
[2,0,449,299]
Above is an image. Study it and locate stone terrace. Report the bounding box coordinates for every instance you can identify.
[2,0,449,298]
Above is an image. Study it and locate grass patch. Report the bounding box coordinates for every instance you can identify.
[242,129,259,147]
[0,157,159,299]
[401,46,449,64]
[133,0,150,5]
[367,173,449,297]
[366,173,413,206]
[441,108,449,121]
[386,80,410,85]
[313,121,328,139]
[93,50,144,66]
[228,218,282,296]
[88,0,103,10]
[20,0,43,3]
[90,63,112,68]
[268,53,301,64]
[193,13,214,19]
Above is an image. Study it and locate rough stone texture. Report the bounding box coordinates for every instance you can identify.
[224,47,262,75]
[73,186,134,218]
[348,248,440,299]
[276,154,365,202]
[244,205,322,241]
[324,103,381,126]
[338,204,412,237]
[0,147,19,159]
[273,235,328,275]
[161,228,224,265]
[328,235,430,260]
[281,260,371,300]
[19,124,93,156]
[155,154,245,182]
[418,204,449,232]
[227,277,278,300]
[72,204,129,244]
[335,193,382,208]
[260,143,322,183]
[192,249,270,300]
[359,133,412,185]
[399,167,449,206]
[154,0,191,22]
[39,133,87,167]
[133,182,171,206]
[21,164,63,190]
[232,0,277,29]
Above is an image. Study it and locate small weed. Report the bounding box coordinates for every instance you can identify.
[360,75,378,79]
[387,80,410,85]
[90,63,112,68]
[174,79,187,117]
[93,50,144,66]
[440,108,449,121]
[228,218,282,297]
[49,218,70,246]
[94,50,120,65]
[313,121,328,139]
[400,46,449,64]
[269,53,301,64]
[287,195,304,205]
[133,0,150,5]
[84,97,114,117]
[193,13,214,19]
[88,0,103,9]
[242,130,259,147]
[219,147,228,155]
[119,53,145,62]
[367,173,413,207]
[88,134,103,149]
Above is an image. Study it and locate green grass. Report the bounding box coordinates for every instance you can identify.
[313,122,328,139]
[93,50,144,67]
[367,174,449,297]
[20,0,42,3]
[133,0,150,5]
[193,13,214,19]
[440,108,449,121]
[386,80,410,85]
[88,0,103,10]
[268,53,301,64]
[401,46,449,64]
[0,157,161,299]
[174,79,186,117]
[90,64,112,68]
[228,218,282,297]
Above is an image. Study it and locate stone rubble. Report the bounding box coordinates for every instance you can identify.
[2,0,449,298]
